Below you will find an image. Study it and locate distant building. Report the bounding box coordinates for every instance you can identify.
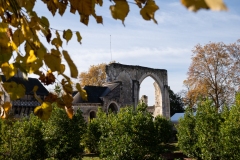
[0,72,49,118]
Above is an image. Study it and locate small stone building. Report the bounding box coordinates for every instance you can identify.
[73,63,170,122]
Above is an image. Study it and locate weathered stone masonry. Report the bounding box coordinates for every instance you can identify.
[73,63,170,121]
[106,63,170,118]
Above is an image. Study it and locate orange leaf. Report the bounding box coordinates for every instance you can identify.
[65,106,73,119]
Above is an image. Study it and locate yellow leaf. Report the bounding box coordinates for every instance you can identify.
[12,28,25,47]
[40,16,50,28]
[135,0,147,8]
[60,64,65,74]
[2,82,26,100]
[8,41,18,51]
[205,0,227,11]
[76,31,82,44]
[33,85,43,103]
[0,48,12,66]
[34,102,52,120]
[0,6,4,16]
[44,49,61,72]
[94,15,103,24]
[63,29,72,44]
[0,22,9,46]
[28,11,40,30]
[43,0,58,16]
[62,80,73,94]
[45,70,56,85]
[140,0,159,24]
[51,31,62,49]
[44,93,57,103]
[51,48,61,56]
[76,83,88,101]
[0,106,6,119]
[2,102,12,114]
[26,59,43,74]
[96,0,103,6]
[36,43,47,60]
[181,0,209,12]
[1,62,17,80]
[65,106,73,119]
[10,14,21,28]
[39,16,50,38]
[110,0,129,26]
[1,103,11,119]
[62,93,73,108]
[58,0,68,16]
[21,17,33,39]
[33,85,38,92]
[71,0,93,16]
[24,0,36,11]
[27,50,37,63]
[80,14,90,26]
[0,22,8,33]
[56,98,65,109]
[62,50,78,78]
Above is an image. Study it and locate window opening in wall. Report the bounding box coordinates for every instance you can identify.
[139,76,155,106]
[90,111,96,120]
[108,103,117,114]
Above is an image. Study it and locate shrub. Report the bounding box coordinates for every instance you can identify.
[96,104,173,160]
[0,115,45,160]
[194,100,221,160]
[43,107,86,159]
[177,107,199,158]
[154,115,173,144]
[82,118,101,153]
[220,94,240,159]
[177,94,240,160]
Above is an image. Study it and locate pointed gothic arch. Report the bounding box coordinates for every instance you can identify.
[106,63,170,118]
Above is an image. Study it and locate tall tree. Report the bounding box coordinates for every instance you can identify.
[169,88,185,117]
[184,40,240,109]
[79,63,106,87]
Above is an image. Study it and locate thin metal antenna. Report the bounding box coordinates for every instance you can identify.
[110,35,112,61]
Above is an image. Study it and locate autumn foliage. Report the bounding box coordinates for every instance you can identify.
[0,0,229,120]
[79,63,106,87]
[183,40,240,108]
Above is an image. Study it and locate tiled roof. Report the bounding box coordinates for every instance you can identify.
[83,86,108,103]
[0,76,49,96]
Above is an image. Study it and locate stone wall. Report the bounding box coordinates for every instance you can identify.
[73,103,101,122]
[106,63,170,118]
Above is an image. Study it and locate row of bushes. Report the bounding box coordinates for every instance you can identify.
[0,107,86,160]
[0,103,173,160]
[177,94,240,160]
[82,103,173,160]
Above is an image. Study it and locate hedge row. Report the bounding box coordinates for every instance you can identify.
[82,103,173,160]
[177,94,240,160]
[0,103,173,160]
[0,107,86,160]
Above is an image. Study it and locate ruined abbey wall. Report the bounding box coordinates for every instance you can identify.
[106,63,170,118]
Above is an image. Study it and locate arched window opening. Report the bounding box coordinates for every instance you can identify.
[108,103,118,114]
[90,111,96,120]
[139,76,155,107]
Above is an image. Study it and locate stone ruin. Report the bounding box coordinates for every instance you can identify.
[72,63,170,122]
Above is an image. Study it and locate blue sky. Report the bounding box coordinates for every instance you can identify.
[34,0,240,105]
